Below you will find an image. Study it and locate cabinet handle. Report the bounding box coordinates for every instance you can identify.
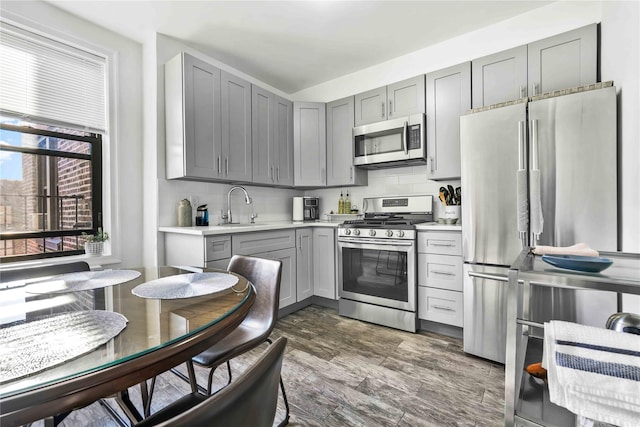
[389,100,392,117]
[299,236,302,251]
[532,83,539,96]
[225,157,229,175]
[519,85,526,98]
[350,166,353,181]
[381,102,385,118]
[432,304,455,312]
[431,270,455,276]
[277,166,280,182]
[270,165,274,181]
[430,242,454,247]
[217,156,221,175]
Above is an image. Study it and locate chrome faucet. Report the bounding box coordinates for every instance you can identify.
[223,186,252,224]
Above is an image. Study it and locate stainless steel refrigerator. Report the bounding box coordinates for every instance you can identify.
[460,83,618,364]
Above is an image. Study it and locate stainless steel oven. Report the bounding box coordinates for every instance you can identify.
[337,195,432,333]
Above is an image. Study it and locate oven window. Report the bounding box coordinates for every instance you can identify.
[342,247,408,302]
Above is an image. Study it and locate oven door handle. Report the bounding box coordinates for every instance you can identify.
[338,239,414,250]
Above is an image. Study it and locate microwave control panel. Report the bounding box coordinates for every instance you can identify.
[408,124,421,149]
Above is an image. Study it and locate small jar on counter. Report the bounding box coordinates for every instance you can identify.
[178,199,192,227]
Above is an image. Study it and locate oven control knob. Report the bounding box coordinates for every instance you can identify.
[369,229,376,237]
[386,230,394,237]
[344,229,351,235]
[353,229,360,236]
[396,230,405,238]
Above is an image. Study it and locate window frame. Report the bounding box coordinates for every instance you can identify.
[0,122,103,262]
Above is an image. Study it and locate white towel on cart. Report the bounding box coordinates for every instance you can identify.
[543,321,640,427]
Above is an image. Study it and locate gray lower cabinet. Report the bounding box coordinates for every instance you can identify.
[164,233,231,269]
[312,228,336,299]
[220,71,252,182]
[426,62,471,180]
[326,96,367,187]
[165,52,222,180]
[252,86,293,186]
[296,229,313,301]
[473,24,597,108]
[233,230,297,309]
[417,230,463,327]
[294,102,326,186]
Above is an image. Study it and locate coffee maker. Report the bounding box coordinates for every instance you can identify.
[303,197,320,221]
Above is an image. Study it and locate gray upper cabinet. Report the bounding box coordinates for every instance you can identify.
[527,24,597,96]
[326,96,367,187]
[165,52,222,180]
[473,25,598,108]
[354,75,425,126]
[387,75,425,119]
[221,71,252,182]
[294,102,326,187]
[252,86,293,186]
[354,86,387,126]
[472,45,527,108]
[426,62,471,180]
[274,96,294,186]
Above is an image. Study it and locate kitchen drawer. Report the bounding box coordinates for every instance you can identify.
[418,286,463,327]
[205,235,232,261]
[232,230,295,255]
[418,231,462,255]
[418,253,463,291]
[206,258,231,270]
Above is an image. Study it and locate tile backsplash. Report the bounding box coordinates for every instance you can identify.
[158,165,460,227]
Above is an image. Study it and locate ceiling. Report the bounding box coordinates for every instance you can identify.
[45,1,553,94]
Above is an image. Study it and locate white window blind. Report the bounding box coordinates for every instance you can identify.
[0,22,106,132]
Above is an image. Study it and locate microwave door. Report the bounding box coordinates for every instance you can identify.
[353,114,425,166]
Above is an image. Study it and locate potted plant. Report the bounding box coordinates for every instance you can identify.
[83,227,109,256]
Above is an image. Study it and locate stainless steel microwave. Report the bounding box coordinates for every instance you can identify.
[353,113,426,168]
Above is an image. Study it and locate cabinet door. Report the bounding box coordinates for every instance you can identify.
[262,247,296,309]
[274,95,294,186]
[296,229,313,301]
[426,62,471,180]
[294,102,326,186]
[313,228,336,299]
[165,52,221,180]
[354,86,387,126]
[326,97,367,187]
[221,70,252,182]
[387,75,425,119]
[528,24,597,96]
[472,45,527,108]
[251,85,274,185]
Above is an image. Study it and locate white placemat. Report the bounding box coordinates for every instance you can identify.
[0,310,128,382]
[131,272,239,299]
[24,270,141,294]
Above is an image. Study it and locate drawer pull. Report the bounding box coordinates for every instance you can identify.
[432,304,455,312]
[431,270,455,276]
[430,242,455,247]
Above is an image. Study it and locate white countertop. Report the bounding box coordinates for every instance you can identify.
[159,220,339,236]
[415,222,462,232]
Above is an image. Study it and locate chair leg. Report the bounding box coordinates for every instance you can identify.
[206,365,219,395]
[267,338,290,426]
[171,364,208,395]
[226,360,233,385]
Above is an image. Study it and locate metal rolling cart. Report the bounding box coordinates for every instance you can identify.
[504,248,640,427]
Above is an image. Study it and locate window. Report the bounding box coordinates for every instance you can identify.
[0,21,106,262]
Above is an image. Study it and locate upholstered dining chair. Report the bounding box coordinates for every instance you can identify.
[171,254,289,426]
[135,336,287,427]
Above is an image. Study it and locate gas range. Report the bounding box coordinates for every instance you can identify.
[337,196,433,241]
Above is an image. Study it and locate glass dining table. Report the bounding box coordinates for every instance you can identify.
[0,266,255,427]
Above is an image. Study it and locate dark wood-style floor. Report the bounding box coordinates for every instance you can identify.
[54,305,505,426]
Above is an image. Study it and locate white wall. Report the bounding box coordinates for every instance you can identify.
[0,0,144,268]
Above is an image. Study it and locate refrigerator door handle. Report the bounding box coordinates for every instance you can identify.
[517,120,528,246]
[530,119,539,171]
[529,119,544,242]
